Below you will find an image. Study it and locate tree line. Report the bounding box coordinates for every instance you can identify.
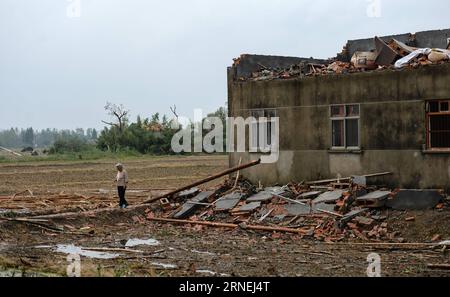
[0,127,98,149]
[96,103,227,155]
[0,103,227,156]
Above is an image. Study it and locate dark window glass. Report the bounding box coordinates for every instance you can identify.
[251,110,264,118]
[331,106,345,117]
[429,101,439,112]
[265,109,276,118]
[440,101,449,112]
[346,105,360,117]
[332,120,344,147]
[429,115,450,148]
[346,119,359,147]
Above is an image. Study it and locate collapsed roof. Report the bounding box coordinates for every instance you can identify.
[230,28,450,81]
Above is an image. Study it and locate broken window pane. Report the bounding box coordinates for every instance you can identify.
[346,105,360,117]
[332,120,344,147]
[331,105,345,117]
[346,119,359,147]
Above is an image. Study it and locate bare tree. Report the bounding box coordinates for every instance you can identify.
[102,102,129,132]
[170,104,179,120]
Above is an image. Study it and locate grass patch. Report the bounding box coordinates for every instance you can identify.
[0,148,146,164]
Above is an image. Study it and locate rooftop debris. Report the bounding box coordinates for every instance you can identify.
[148,173,447,243]
[236,36,450,81]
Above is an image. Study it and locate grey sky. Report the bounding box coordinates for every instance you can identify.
[0,0,448,130]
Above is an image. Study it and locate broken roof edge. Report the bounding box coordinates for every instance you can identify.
[230,61,450,84]
[231,54,330,80]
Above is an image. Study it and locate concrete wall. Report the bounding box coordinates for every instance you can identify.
[228,63,450,191]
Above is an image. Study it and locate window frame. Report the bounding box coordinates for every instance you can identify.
[330,104,361,150]
[249,108,277,153]
[426,99,450,151]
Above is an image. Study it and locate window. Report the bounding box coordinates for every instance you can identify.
[250,109,277,152]
[330,104,360,149]
[426,100,450,150]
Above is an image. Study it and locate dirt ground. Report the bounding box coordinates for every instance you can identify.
[0,155,449,277]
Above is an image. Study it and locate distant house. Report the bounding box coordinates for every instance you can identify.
[227,29,450,191]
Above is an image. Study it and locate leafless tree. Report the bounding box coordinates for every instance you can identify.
[170,104,179,120]
[102,102,129,132]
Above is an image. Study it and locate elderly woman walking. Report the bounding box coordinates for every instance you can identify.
[115,163,129,209]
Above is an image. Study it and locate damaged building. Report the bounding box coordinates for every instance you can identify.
[227,29,450,191]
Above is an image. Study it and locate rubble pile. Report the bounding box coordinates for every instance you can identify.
[239,36,450,81]
[148,175,448,243]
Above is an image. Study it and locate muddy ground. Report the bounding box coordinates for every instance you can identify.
[0,155,449,277]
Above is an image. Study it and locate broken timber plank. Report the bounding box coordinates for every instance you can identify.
[148,217,307,235]
[306,172,392,185]
[143,159,261,204]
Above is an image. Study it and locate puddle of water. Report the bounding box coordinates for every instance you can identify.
[125,238,160,247]
[34,245,53,249]
[196,269,229,277]
[150,262,177,269]
[56,244,119,259]
[191,249,216,256]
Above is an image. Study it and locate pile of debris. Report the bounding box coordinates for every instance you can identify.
[146,161,448,243]
[242,36,450,81]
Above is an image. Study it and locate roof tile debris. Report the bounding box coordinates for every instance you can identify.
[233,31,450,81]
[148,175,447,243]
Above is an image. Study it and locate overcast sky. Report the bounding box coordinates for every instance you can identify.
[0,0,448,130]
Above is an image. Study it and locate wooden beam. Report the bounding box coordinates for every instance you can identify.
[142,159,261,204]
[148,217,307,235]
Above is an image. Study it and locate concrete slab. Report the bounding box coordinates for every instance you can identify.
[357,190,390,208]
[247,191,273,202]
[386,189,443,210]
[312,190,344,204]
[238,202,261,212]
[173,191,213,219]
[357,191,391,201]
[351,175,367,186]
[177,187,200,198]
[264,187,286,196]
[298,191,322,199]
[215,193,244,211]
[314,203,337,213]
[339,208,369,227]
[285,204,313,216]
[284,203,336,216]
